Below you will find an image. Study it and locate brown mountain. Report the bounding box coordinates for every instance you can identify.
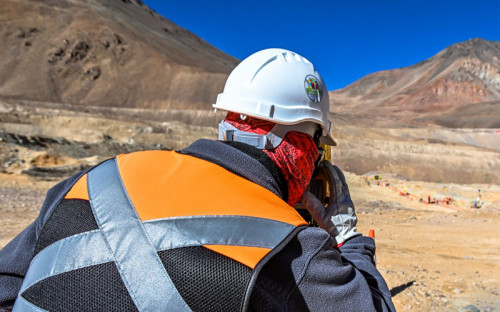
[331,38,500,128]
[0,0,239,109]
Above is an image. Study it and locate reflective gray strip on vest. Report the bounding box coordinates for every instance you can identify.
[144,215,295,251]
[87,158,191,312]
[13,230,112,312]
[17,230,111,294]
[13,296,48,312]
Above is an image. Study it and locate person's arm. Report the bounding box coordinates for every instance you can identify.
[301,162,395,311]
[340,235,395,311]
[0,169,88,307]
[0,222,37,309]
[249,226,394,312]
[294,227,395,311]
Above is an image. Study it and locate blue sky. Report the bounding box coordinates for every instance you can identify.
[144,1,499,91]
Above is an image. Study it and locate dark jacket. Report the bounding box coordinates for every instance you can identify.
[0,139,395,311]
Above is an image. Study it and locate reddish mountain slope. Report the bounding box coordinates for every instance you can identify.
[331,38,500,128]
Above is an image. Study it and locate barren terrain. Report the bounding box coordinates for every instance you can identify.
[0,100,499,311]
[330,38,500,129]
[2,1,498,311]
[351,175,500,312]
[0,0,237,109]
[1,168,498,312]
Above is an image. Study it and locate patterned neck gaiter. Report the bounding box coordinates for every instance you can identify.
[225,112,318,206]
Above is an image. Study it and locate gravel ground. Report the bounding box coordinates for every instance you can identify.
[0,182,48,248]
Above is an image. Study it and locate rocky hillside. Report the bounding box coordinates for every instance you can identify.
[0,0,239,109]
[331,38,500,128]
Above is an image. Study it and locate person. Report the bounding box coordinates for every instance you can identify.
[0,48,395,311]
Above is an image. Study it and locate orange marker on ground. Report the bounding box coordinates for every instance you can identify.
[368,229,376,265]
[368,229,375,238]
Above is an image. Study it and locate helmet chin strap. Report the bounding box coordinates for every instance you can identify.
[218,120,318,150]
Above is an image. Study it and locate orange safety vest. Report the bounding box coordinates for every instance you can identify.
[14,150,307,311]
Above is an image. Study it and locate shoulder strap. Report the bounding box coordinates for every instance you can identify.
[87,158,191,311]
[241,225,307,311]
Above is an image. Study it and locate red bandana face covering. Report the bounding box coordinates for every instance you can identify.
[225,112,319,206]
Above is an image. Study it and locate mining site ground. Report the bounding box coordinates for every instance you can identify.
[351,176,500,312]
[0,100,499,311]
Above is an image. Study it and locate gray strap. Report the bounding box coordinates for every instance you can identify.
[16,230,112,296]
[12,231,110,312]
[219,121,268,148]
[219,121,318,149]
[144,216,295,251]
[88,159,191,312]
[13,296,48,312]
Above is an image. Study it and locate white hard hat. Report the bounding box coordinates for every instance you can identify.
[214,48,336,149]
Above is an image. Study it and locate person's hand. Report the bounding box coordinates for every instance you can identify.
[301,161,361,246]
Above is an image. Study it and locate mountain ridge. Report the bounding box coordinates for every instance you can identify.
[331,38,500,128]
[0,0,239,109]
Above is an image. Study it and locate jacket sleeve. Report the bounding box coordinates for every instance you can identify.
[339,235,396,312]
[0,222,37,309]
[289,227,396,312]
[0,169,88,307]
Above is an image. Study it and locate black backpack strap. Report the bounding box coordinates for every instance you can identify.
[242,225,308,311]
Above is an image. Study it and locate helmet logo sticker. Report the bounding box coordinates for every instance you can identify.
[304,75,322,102]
